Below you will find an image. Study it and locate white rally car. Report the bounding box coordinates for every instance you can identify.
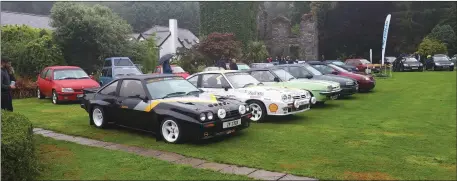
[187,70,312,122]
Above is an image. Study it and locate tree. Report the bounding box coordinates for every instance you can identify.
[50,2,132,73]
[123,37,158,73]
[244,41,269,63]
[200,2,258,46]
[197,33,242,64]
[428,24,456,46]
[417,37,447,56]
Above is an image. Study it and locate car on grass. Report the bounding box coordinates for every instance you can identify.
[79,74,251,144]
[425,54,454,71]
[244,67,341,104]
[99,57,143,86]
[345,58,381,73]
[250,63,275,69]
[277,64,359,97]
[392,57,424,72]
[306,61,376,92]
[324,60,358,73]
[36,66,100,104]
[187,70,312,122]
[153,65,190,78]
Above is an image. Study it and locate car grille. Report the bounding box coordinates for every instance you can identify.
[74,89,82,92]
[208,102,230,107]
[225,110,240,119]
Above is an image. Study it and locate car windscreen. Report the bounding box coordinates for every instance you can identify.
[272,69,296,81]
[311,64,334,74]
[113,67,142,76]
[331,61,345,66]
[53,69,89,80]
[360,59,371,64]
[328,64,349,72]
[114,58,134,66]
[403,58,418,62]
[145,78,200,99]
[225,72,261,88]
[172,66,186,73]
[237,64,250,70]
[434,56,450,61]
[303,64,323,75]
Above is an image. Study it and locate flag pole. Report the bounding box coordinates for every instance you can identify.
[381,14,391,78]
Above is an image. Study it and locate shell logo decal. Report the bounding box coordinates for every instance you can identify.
[133,94,219,112]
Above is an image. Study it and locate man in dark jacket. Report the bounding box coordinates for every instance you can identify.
[229,58,238,70]
[216,55,227,70]
[162,59,173,74]
[1,58,15,111]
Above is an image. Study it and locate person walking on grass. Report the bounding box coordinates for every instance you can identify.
[1,58,16,112]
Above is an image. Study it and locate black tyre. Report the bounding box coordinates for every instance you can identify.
[450,67,454,71]
[51,90,60,104]
[91,106,107,128]
[247,100,267,122]
[160,118,182,144]
[37,87,45,99]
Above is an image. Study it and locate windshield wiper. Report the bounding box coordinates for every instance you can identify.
[242,83,255,88]
[186,90,201,95]
[161,92,186,99]
[288,77,295,81]
[78,76,90,79]
[61,77,77,80]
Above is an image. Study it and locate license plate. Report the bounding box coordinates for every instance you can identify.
[412,67,418,69]
[223,119,241,128]
[443,66,449,68]
[297,100,308,106]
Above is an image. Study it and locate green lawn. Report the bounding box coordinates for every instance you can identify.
[17,71,456,180]
[36,135,252,180]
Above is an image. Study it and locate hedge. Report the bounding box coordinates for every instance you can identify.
[1,110,38,181]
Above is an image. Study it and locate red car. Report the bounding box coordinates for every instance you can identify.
[153,65,190,78]
[36,66,100,104]
[308,62,375,92]
[345,58,381,73]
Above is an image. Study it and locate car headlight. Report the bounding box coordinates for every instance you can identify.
[238,105,246,114]
[61,88,74,93]
[419,63,423,66]
[207,112,214,120]
[403,64,408,66]
[293,100,300,108]
[364,76,370,81]
[304,90,311,98]
[451,63,454,66]
[346,81,354,86]
[281,94,288,102]
[199,113,206,121]
[217,109,226,119]
[327,85,332,91]
[435,63,441,65]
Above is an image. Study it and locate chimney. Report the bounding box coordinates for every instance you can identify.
[169,19,178,54]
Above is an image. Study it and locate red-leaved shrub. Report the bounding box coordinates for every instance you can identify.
[11,77,37,99]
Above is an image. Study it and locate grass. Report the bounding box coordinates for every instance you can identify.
[35,135,252,180]
[16,71,456,180]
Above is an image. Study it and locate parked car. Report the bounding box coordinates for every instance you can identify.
[384,56,396,65]
[36,66,100,104]
[99,57,143,86]
[250,63,275,69]
[202,67,225,72]
[425,55,454,71]
[392,57,423,72]
[153,65,190,78]
[307,62,376,92]
[187,70,311,122]
[79,74,251,143]
[244,67,341,104]
[324,60,358,73]
[277,64,359,97]
[345,58,381,73]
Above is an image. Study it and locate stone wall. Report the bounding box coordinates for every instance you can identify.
[299,14,319,60]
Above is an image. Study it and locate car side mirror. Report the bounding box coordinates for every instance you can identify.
[273,77,280,82]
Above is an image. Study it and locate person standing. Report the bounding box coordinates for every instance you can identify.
[216,56,227,70]
[162,59,172,74]
[229,58,238,70]
[6,61,15,82]
[1,58,16,111]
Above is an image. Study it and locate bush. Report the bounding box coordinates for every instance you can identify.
[197,32,242,61]
[175,46,210,74]
[417,37,448,56]
[1,110,38,181]
[11,77,37,99]
[243,41,269,64]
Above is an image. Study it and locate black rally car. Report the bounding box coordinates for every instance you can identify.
[79,74,251,143]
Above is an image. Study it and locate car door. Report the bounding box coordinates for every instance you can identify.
[117,79,150,129]
[42,69,54,96]
[37,68,49,94]
[200,73,231,96]
[97,80,122,123]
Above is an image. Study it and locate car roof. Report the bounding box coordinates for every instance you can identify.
[114,74,180,81]
[243,66,282,72]
[48,66,82,70]
[194,70,240,74]
[276,64,306,67]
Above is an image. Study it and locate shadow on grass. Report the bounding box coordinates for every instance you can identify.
[311,102,340,109]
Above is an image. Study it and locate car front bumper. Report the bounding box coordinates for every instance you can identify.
[434,65,453,70]
[358,80,375,90]
[266,99,311,116]
[198,116,251,140]
[58,92,83,101]
[403,66,423,71]
[340,85,358,96]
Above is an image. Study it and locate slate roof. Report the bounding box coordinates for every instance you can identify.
[141,25,199,48]
[1,11,53,29]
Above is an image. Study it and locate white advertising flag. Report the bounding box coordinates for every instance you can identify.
[381,14,391,66]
